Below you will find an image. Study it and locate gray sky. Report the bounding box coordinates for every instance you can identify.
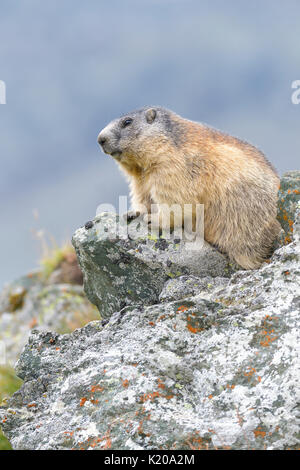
[0,0,299,287]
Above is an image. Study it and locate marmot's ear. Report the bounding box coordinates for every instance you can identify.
[145,108,157,124]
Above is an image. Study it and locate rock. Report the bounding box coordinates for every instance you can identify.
[0,274,99,368]
[1,207,299,449]
[277,170,300,245]
[72,212,235,318]
[0,367,22,450]
[159,275,228,303]
[0,265,97,450]
[1,172,299,450]
[0,271,41,314]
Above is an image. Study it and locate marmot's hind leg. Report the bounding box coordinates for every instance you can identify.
[230,253,262,270]
[229,218,281,270]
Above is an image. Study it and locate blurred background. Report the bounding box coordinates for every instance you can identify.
[0,0,299,287]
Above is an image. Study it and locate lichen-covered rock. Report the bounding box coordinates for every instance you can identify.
[277,170,300,244]
[0,271,41,314]
[159,275,228,303]
[0,367,22,450]
[1,207,299,450]
[0,275,99,367]
[0,265,98,450]
[72,213,235,318]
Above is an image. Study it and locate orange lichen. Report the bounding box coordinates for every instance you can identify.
[260,335,278,347]
[140,385,174,403]
[140,391,160,403]
[259,315,278,347]
[90,399,99,405]
[90,384,104,393]
[122,379,129,388]
[185,313,205,334]
[243,367,262,385]
[89,432,112,450]
[135,408,152,437]
[226,384,235,389]
[79,397,87,407]
[78,384,105,408]
[157,378,165,389]
[253,427,266,438]
[186,434,209,450]
[244,367,256,378]
[186,323,203,334]
[177,305,189,313]
[158,314,166,322]
[164,394,174,400]
[186,430,230,450]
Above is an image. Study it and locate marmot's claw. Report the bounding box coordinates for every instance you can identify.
[143,214,162,237]
[123,210,141,222]
[142,214,151,225]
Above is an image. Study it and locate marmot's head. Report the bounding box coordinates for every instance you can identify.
[97,106,183,170]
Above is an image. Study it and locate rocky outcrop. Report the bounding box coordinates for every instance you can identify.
[72,213,235,318]
[0,254,99,449]
[277,170,300,245]
[0,272,99,368]
[0,172,299,450]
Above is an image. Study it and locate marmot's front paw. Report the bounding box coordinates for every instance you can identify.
[122,210,141,222]
[143,213,165,233]
[143,213,159,228]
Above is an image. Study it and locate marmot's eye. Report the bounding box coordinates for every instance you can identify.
[122,118,133,128]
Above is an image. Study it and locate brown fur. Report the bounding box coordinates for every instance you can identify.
[98,108,281,269]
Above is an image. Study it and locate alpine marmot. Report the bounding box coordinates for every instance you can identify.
[97,106,281,269]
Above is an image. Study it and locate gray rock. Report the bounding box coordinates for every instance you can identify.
[159,275,228,303]
[72,212,235,318]
[0,271,41,314]
[0,276,99,367]
[1,207,299,450]
[277,170,300,245]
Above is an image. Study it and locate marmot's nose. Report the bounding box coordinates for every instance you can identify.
[98,135,106,146]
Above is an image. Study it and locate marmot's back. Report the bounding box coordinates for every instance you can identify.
[98,106,281,269]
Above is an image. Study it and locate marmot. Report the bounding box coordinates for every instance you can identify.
[97,106,281,269]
